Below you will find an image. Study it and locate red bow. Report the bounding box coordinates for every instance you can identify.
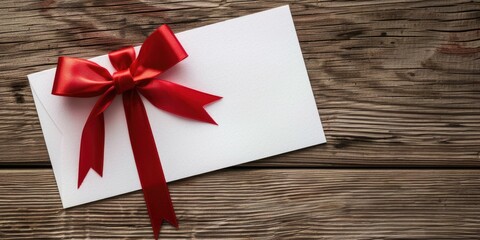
[52,25,221,239]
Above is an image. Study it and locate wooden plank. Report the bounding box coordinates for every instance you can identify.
[1,168,480,239]
[1,0,479,166]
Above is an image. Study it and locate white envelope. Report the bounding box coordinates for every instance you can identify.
[28,5,326,208]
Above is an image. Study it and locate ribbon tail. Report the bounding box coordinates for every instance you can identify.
[78,88,116,188]
[138,80,222,124]
[123,90,178,239]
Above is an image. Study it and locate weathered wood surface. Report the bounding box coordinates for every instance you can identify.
[2,169,480,239]
[1,1,480,239]
[1,0,479,167]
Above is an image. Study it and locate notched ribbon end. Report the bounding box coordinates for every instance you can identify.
[77,165,104,189]
[201,95,222,125]
[152,216,179,240]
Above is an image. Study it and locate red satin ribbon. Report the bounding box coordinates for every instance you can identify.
[52,25,221,239]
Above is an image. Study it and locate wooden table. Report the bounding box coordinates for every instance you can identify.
[1,0,479,239]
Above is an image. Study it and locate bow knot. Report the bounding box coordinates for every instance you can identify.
[112,69,135,94]
[52,25,221,240]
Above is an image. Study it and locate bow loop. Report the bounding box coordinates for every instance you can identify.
[108,46,136,71]
[52,57,113,97]
[131,25,188,81]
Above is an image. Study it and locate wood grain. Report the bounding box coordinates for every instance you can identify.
[1,169,480,239]
[2,1,480,239]
[1,0,479,167]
